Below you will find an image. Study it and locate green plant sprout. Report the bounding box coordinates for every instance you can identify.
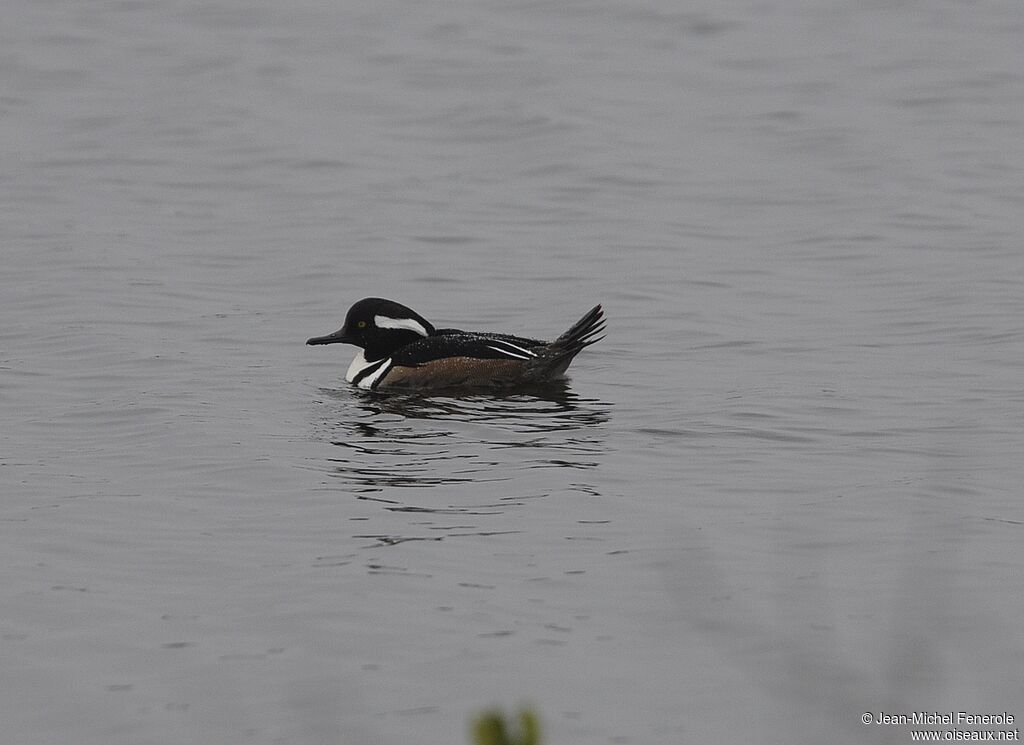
[471,706,541,745]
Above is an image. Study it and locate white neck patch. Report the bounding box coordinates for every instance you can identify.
[375,315,429,337]
[346,350,371,383]
[346,351,392,389]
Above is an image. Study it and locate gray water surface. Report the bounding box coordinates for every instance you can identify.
[3,1,1023,744]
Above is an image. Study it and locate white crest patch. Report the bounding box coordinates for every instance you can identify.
[375,315,429,337]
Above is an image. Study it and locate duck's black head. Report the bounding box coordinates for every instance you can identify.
[306,297,435,361]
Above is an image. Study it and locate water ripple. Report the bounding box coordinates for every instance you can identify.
[310,382,611,494]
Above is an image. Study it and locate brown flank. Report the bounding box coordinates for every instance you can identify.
[380,357,529,389]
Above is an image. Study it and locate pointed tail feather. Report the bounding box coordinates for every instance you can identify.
[530,305,605,379]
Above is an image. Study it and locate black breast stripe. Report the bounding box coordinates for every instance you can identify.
[352,357,391,387]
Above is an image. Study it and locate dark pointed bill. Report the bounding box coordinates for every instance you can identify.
[306,328,350,345]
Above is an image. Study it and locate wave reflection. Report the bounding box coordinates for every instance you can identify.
[310,381,612,496]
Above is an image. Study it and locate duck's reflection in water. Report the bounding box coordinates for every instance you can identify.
[310,381,612,545]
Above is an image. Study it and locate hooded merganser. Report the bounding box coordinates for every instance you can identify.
[307,298,605,390]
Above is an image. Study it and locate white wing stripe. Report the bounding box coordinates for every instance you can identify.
[486,339,537,358]
[486,344,531,360]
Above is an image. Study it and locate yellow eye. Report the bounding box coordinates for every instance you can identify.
[356,320,367,329]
